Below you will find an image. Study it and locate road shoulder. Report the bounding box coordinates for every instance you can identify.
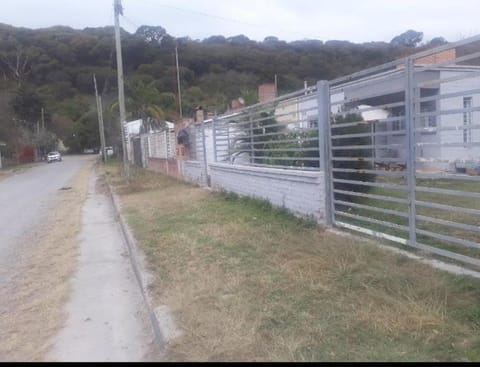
[48,167,157,362]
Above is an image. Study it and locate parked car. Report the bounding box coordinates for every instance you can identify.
[46,151,62,163]
[99,146,114,158]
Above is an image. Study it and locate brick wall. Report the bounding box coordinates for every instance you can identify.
[415,49,456,65]
[258,83,277,103]
[209,163,326,223]
[146,157,180,178]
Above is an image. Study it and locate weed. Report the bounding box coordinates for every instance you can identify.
[107,163,480,362]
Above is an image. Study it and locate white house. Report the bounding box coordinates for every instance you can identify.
[331,65,480,172]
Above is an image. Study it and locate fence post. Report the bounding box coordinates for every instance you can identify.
[317,80,333,226]
[405,57,417,247]
[249,110,254,164]
[200,114,210,187]
[212,115,218,163]
[227,121,232,164]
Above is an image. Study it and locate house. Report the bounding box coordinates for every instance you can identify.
[270,51,479,173]
[331,64,480,172]
[125,119,175,165]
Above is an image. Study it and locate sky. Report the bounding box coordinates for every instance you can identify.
[1,0,479,44]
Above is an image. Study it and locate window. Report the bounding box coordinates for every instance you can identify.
[388,109,404,132]
[463,97,472,144]
[420,103,437,128]
[392,120,406,131]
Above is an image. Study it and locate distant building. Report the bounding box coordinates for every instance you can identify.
[230,98,245,111]
[415,48,456,66]
[258,83,277,103]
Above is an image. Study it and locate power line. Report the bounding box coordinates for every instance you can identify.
[127,0,263,29]
[120,14,140,31]
[157,3,263,28]
[123,0,327,41]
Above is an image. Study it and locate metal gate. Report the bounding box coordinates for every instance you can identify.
[325,35,480,268]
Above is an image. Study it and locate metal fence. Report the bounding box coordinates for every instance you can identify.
[212,88,321,170]
[327,35,480,268]
[205,34,480,269]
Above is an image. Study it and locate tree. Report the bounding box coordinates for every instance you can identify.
[10,86,43,128]
[390,30,424,48]
[429,37,448,47]
[135,25,167,44]
[34,129,57,156]
[0,48,32,86]
[119,79,165,121]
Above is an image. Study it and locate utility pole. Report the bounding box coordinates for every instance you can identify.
[114,0,129,177]
[175,43,183,119]
[41,108,45,130]
[93,75,107,163]
[274,74,278,97]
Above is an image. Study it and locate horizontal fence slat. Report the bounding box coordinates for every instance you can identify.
[227,137,320,146]
[419,69,480,88]
[334,220,408,245]
[416,186,480,200]
[222,162,320,171]
[331,143,403,151]
[416,172,480,182]
[332,157,405,164]
[334,199,409,218]
[231,147,320,153]
[415,105,480,119]
[335,211,410,232]
[417,215,480,234]
[333,178,408,191]
[333,168,407,177]
[416,228,480,250]
[331,129,407,140]
[414,242,480,268]
[415,124,480,134]
[415,142,480,148]
[417,87,480,104]
[334,189,409,204]
[415,200,480,216]
[251,156,320,162]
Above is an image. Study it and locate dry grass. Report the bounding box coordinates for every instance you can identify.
[0,160,93,361]
[106,163,480,362]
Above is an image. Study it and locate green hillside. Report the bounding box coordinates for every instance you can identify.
[0,24,438,159]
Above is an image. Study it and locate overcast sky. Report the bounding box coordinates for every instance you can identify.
[1,0,479,44]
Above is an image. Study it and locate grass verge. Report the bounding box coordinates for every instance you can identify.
[105,162,480,362]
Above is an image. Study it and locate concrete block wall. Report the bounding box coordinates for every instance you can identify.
[184,161,207,185]
[209,163,326,223]
[146,157,180,179]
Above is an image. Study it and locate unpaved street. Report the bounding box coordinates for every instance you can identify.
[0,156,88,268]
[0,156,155,361]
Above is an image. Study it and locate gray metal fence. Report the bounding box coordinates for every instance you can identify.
[207,34,480,269]
[212,88,321,170]
[327,35,480,268]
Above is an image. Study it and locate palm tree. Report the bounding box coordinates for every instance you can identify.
[112,79,166,128]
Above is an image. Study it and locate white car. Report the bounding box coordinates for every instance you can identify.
[47,151,62,163]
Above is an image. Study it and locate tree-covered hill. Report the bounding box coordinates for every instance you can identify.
[0,24,439,157]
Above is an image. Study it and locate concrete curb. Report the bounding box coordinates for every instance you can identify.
[103,173,166,352]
